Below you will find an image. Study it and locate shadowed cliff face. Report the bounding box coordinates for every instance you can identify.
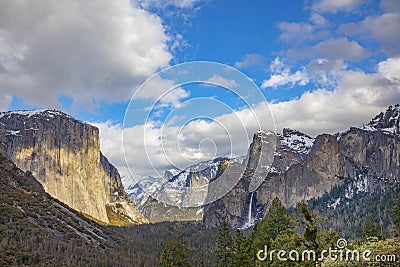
[203,130,308,228]
[203,105,400,228]
[0,109,147,225]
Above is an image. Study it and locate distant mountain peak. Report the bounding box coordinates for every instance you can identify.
[366,104,400,134]
[282,128,310,138]
[278,128,314,155]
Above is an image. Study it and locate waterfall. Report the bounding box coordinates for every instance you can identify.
[247,192,254,225]
[240,192,255,229]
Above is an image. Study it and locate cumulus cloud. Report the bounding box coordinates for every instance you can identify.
[262,70,309,89]
[262,57,348,90]
[262,58,309,89]
[234,53,265,69]
[310,13,330,27]
[381,0,400,12]
[207,75,238,88]
[138,0,202,9]
[133,75,190,107]
[288,37,370,61]
[378,57,400,81]
[339,12,400,56]
[278,22,316,44]
[307,58,347,86]
[0,0,172,110]
[311,0,366,13]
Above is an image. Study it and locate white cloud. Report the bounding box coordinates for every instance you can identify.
[310,13,330,27]
[138,0,202,9]
[278,22,316,44]
[0,0,172,109]
[378,57,400,81]
[263,57,348,90]
[133,75,190,107]
[234,53,265,69]
[307,58,347,85]
[262,70,309,89]
[207,75,238,88]
[381,0,400,12]
[262,58,309,89]
[339,12,400,56]
[289,37,370,61]
[311,0,366,13]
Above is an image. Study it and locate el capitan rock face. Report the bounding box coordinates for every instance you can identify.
[0,109,147,225]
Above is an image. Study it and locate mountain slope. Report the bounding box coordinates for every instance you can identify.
[0,152,114,265]
[0,109,147,225]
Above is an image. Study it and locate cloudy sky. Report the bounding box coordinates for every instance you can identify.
[1,0,400,177]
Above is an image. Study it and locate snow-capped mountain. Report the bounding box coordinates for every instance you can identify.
[124,156,246,206]
[364,104,400,135]
[278,128,315,155]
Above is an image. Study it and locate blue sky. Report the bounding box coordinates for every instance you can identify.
[1,0,400,175]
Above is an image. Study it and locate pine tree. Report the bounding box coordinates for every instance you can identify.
[297,200,338,259]
[251,197,297,267]
[252,197,295,250]
[216,221,233,267]
[232,229,252,267]
[160,233,192,267]
[362,216,381,240]
[298,200,320,251]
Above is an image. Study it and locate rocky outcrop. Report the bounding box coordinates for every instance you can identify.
[203,129,311,228]
[203,105,400,228]
[0,109,147,225]
[366,104,400,134]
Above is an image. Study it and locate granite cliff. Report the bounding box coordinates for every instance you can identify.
[0,109,147,225]
[203,105,400,228]
[203,128,314,228]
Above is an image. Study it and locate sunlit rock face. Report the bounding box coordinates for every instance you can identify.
[0,109,147,225]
